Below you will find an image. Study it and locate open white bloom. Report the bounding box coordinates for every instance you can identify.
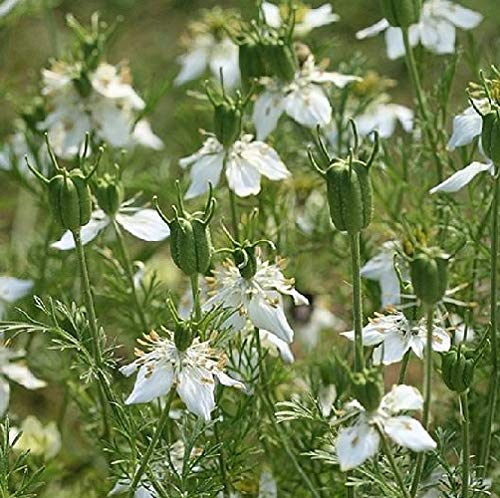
[0,276,33,319]
[360,241,401,308]
[205,257,308,344]
[337,385,436,471]
[51,200,170,251]
[341,310,451,365]
[0,344,46,415]
[175,34,239,88]
[356,0,482,60]
[261,2,339,36]
[180,134,290,199]
[355,103,413,138]
[253,55,360,140]
[9,416,61,460]
[121,330,245,421]
[39,61,162,158]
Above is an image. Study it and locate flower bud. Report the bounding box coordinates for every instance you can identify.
[48,169,93,232]
[481,110,500,164]
[350,368,383,412]
[441,347,475,393]
[95,174,124,216]
[380,0,421,28]
[214,102,242,149]
[410,247,448,306]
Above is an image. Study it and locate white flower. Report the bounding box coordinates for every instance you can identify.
[120,330,244,421]
[356,0,482,60]
[39,61,161,158]
[341,310,451,365]
[51,201,170,251]
[449,314,475,344]
[259,329,294,364]
[180,134,290,199]
[360,241,401,308]
[9,416,61,460]
[318,384,337,417]
[261,2,339,36]
[336,384,436,471]
[447,101,486,150]
[355,103,414,138]
[0,344,46,416]
[0,0,20,18]
[253,55,360,140]
[0,276,33,319]
[205,257,308,343]
[174,34,239,88]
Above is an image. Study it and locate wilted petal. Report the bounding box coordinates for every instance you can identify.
[124,362,174,404]
[1,363,46,390]
[383,415,436,452]
[177,366,215,421]
[336,422,380,471]
[51,212,110,251]
[253,91,285,141]
[356,18,389,40]
[116,209,170,242]
[430,161,494,194]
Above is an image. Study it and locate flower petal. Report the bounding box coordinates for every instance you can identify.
[226,155,262,197]
[378,328,410,365]
[185,150,225,199]
[177,366,215,421]
[356,18,390,40]
[383,415,436,452]
[381,384,423,413]
[1,363,46,390]
[214,370,246,390]
[284,85,332,128]
[259,329,295,364]
[253,91,285,141]
[336,422,380,471]
[385,26,409,60]
[430,161,494,194]
[341,323,385,347]
[124,362,174,404]
[420,18,456,54]
[302,4,340,30]
[116,209,170,242]
[0,379,10,416]
[433,0,482,29]
[240,141,290,181]
[261,2,281,28]
[447,105,483,150]
[174,46,209,86]
[0,277,33,303]
[132,120,164,151]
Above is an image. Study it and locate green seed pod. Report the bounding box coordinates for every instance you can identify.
[238,40,269,86]
[441,348,475,393]
[350,369,383,412]
[380,0,421,28]
[72,71,93,99]
[265,42,297,82]
[48,169,92,232]
[325,158,373,234]
[214,102,242,149]
[95,174,124,216]
[481,111,500,164]
[234,246,258,279]
[410,248,448,306]
[174,322,194,352]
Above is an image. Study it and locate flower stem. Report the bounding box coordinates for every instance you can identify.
[228,188,240,241]
[401,27,443,182]
[479,167,499,476]
[349,232,364,372]
[128,391,174,497]
[112,221,149,333]
[190,273,202,323]
[377,426,412,498]
[460,391,470,498]
[410,305,434,497]
[398,350,411,384]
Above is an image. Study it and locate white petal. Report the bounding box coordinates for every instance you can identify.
[433,0,482,29]
[240,141,290,181]
[302,4,340,30]
[259,470,278,498]
[1,363,46,390]
[318,384,337,417]
[336,422,380,471]
[132,120,164,151]
[310,70,361,88]
[381,384,423,413]
[177,366,215,421]
[378,329,410,365]
[116,209,170,242]
[393,105,415,133]
[385,27,409,60]
[51,212,109,251]
[430,161,494,194]
[431,326,451,352]
[174,47,209,86]
[261,2,281,28]
[0,379,9,416]
[0,0,20,17]
[185,151,225,199]
[0,277,33,303]
[225,155,262,197]
[214,370,246,390]
[284,85,332,128]
[124,363,174,404]
[420,18,456,54]
[447,106,483,150]
[356,18,389,40]
[247,292,294,343]
[341,324,384,347]
[253,91,285,141]
[209,38,240,89]
[259,329,294,364]
[383,416,436,452]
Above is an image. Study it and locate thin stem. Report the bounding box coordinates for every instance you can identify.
[460,392,470,498]
[377,426,412,498]
[228,188,240,241]
[349,232,364,372]
[410,305,434,497]
[214,420,231,496]
[190,273,202,323]
[112,221,148,333]
[479,168,499,475]
[128,391,174,497]
[398,350,411,384]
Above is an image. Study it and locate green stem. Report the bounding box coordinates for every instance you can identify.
[128,391,174,497]
[349,233,364,372]
[460,392,470,498]
[190,273,202,323]
[398,350,411,384]
[228,188,240,241]
[377,426,412,498]
[479,168,499,475]
[410,305,434,497]
[113,221,148,333]
[214,420,231,496]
